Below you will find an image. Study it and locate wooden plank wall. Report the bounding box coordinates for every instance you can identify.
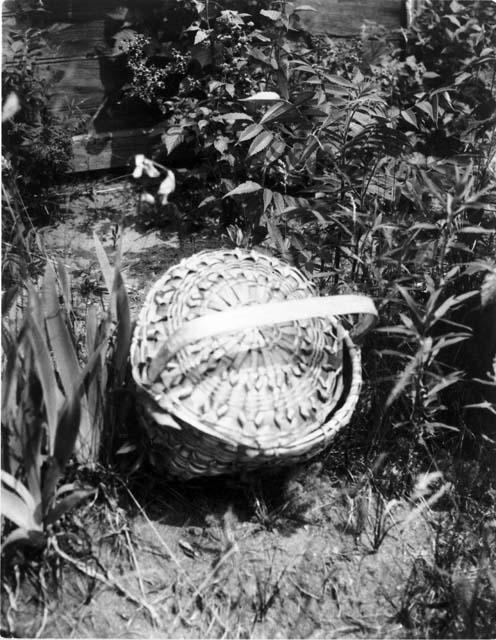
[3,0,405,172]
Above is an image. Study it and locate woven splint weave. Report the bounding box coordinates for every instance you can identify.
[130,249,377,479]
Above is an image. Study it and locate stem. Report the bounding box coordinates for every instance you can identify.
[51,537,160,626]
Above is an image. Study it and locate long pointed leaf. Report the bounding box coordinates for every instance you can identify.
[41,263,80,399]
[0,488,39,531]
[25,317,58,454]
[1,527,45,551]
[42,264,94,461]
[112,270,132,383]
[53,392,81,471]
[57,260,72,314]
[93,232,114,299]
[1,470,37,513]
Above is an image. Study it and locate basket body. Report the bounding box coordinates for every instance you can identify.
[130,249,363,479]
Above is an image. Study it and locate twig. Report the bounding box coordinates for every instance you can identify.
[51,537,160,626]
[124,526,146,599]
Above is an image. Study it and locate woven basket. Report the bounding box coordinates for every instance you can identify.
[130,249,377,479]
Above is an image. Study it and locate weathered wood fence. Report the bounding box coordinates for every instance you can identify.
[3,0,406,172]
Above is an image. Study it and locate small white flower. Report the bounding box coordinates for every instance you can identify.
[2,92,20,122]
[133,154,160,179]
[157,169,176,205]
[140,191,156,205]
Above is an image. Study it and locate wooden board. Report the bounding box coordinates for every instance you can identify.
[70,125,164,173]
[297,0,403,36]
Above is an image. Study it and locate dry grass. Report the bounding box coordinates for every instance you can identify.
[3,446,494,639]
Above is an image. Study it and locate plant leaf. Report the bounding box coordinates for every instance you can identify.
[57,260,71,314]
[1,528,45,552]
[238,123,264,142]
[1,473,40,531]
[25,317,58,455]
[220,112,253,124]
[260,9,281,20]
[240,91,281,104]
[163,130,185,155]
[93,233,114,299]
[224,181,263,198]
[45,489,96,525]
[112,269,132,384]
[53,391,81,472]
[248,131,274,157]
[259,101,295,125]
[401,109,418,128]
[41,263,81,399]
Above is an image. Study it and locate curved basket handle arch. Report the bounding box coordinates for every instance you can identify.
[147,295,378,382]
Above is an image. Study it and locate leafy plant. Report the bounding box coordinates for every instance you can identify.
[1,238,132,551]
[1,4,87,207]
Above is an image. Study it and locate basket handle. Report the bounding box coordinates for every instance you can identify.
[147,295,377,382]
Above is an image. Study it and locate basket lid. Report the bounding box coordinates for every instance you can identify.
[131,249,361,450]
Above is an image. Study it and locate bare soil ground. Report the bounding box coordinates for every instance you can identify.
[3,463,437,639]
[1,175,448,638]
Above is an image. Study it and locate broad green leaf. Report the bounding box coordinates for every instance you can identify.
[214,135,229,154]
[260,9,281,20]
[265,139,286,163]
[224,181,262,198]
[423,71,441,79]
[238,124,264,142]
[220,112,253,124]
[248,131,274,157]
[259,101,295,125]
[416,100,434,120]
[247,46,276,68]
[401,109,418,128]
[323,74,354,89]
[194,28,211,45]
[240,91,281,104]
[163,130,185,155]
[294,5,317,10]
[263,188,273,212]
